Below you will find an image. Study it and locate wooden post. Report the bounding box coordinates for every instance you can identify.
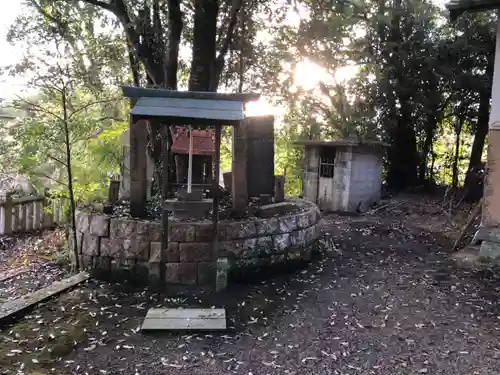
[130,116,148,217]
[187,126,193,193]
[108,178,120,204]
[232,121,248,216]
[212,125,222,256]
[161,126,170,285]
[0,193,12,235]
[275,175,285,203]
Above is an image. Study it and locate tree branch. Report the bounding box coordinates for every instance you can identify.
[67,97,121,120]
[79,0,116,12]
[13,96,64,122]
[48,154,68,167]
[212,0,244,89]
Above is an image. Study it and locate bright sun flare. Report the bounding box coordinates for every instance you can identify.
[245,60,359,117]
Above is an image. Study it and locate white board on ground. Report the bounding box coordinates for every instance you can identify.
[141,308,226,331]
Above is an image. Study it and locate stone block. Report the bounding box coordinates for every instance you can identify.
[76,212,91,233]
[296,212,311,229]
[180,242,212,262]
[136,220,150,235]
[255,236,273,255]
[304,225,317,244]
[165,263,181,283]
[89,215,110,237]
[258,202,296,218]
[170,223,193,242]
[82,234,100,256]
[287,247,302,261]
[219,238,257,258]
[195,221,214,242]
[216,257,229,291]
[278,215,297,234]
[198,262,216,285]
[225,220,257,240]
[135,240,150,260]
[76,231,84,253]
[166,242,180,262]
[100,238,122,257]
[273,233,290,252]
[290,230,306,247]
[123,239,134,259]
[179,262,198,284]
[256,217,279,236]
[110,218,136,238]
[149,222,163,242]
[149,263,162,284]
[149,241,163,263]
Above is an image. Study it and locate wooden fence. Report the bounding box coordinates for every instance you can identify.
[0,195,66,235]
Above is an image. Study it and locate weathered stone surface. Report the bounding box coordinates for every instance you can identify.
[219,238,257,258]
[179,263,198,284]
[89,215,110,237]
[149,242,162,263]
[296,212,311,229]
[255,236,273,255]
[216,257,229,291]
[149,263,162,283]
[287,247,302,261]
[136,220,150,235]
[304,225,317,244]
[76,212,91,233]
[135,240,150,260]
[273,233,290,252]
[224,220,257,240]
[479,240,500,260]
[100,238,120,257]
[166,242,180,262]
[170,223,195,242]
[290,230,305,247]
[256,217,279,236]
[180,242,212,262]
[110,218,136,238]
[195,221,214,242]
[148,222,163,242]
[258,202,296,218]
[198,262,215,285]
[82,235,99,256]
[278,215,297,234]
[121,239,133,259]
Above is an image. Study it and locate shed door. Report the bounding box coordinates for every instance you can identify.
[317,147,336,210]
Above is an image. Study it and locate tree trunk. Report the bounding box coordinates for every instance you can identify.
[418,114,438,185]
[463,87,490,198]
[452,116,464,189]
[189,0,219,92]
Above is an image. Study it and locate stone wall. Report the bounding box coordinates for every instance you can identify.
[71,199,321,287]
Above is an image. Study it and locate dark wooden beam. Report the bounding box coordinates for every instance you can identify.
[121,85,260,102]
[129,115,148,218]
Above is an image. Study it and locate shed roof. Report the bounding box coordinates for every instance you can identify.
[295,139,389,148]
[446,0,500,21]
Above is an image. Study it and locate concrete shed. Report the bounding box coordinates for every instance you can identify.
[298,139,387,212]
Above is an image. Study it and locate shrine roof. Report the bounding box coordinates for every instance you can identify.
[121,86,261,125]
[446,0,500,21]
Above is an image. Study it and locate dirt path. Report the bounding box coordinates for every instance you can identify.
[3,198,500,374]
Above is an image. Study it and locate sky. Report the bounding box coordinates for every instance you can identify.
[0,0,448,102]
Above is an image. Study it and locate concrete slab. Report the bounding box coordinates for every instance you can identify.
[141,308,226,331]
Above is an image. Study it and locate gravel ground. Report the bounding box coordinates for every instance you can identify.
[2,197,500,375]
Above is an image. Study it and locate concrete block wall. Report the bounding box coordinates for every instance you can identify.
[348,151,383,211]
